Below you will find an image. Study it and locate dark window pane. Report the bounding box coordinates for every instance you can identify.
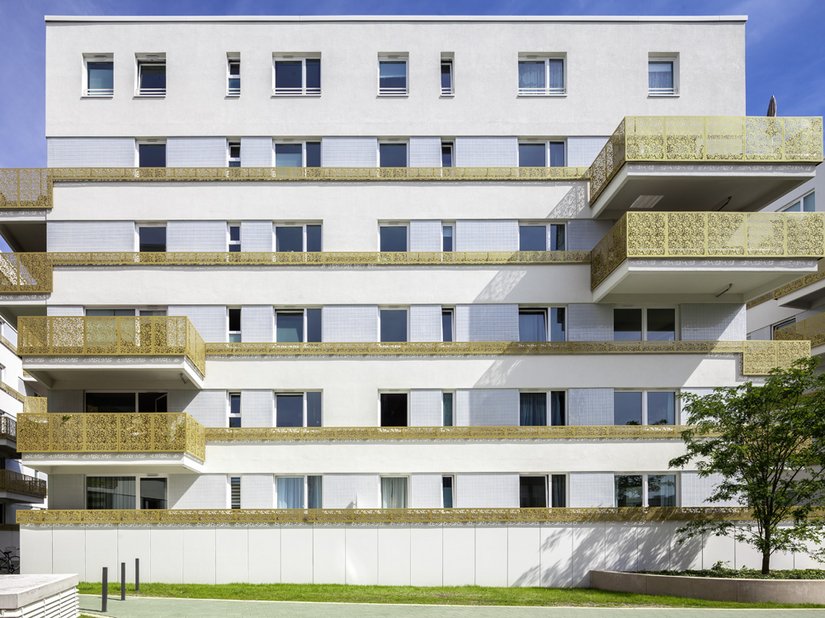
[276,394,303,427]
[305,142,321,167]
[87,62,113,91]
[519,225,546,251]
[229,416,241,427]
[380,309,407,342]
[138,227,166,252]
[519,476,547,508]
[442,476,453,508]
[229,226,240,241]
[228,60,240,76]
[519,143,545,167]
[140,477,167,509]
[520,392,547,426]
[138,144,166,168]
[441,144,453,168]
[442,226,453,252]
[306,225,322,252]
[228,308,241,332]
[550,224,566,250]
[648,474,677,506]
[550,307,565,342]
[276,226,303,252]
[228,76,240,91]
[380,226,407,252]
[648,392,675,425]
[616,475,643,507]
[307,392,322,427]
[379,61,407,89]
[549,142,566,167]
[87,476,135,510]
[305,58,321,89]
[614,391,643,425]
[551,474,566,507]
[441,310,453,342]
[614,308,642,341]
[137,392,167,412]
[139,64,166,90]
[380,393,408,427]
[275,143,303,167]
[440,62,452,90]
[307,475,322,508]
[277,312,304,342]
[275,60,302,89]
[306,308,322,342]
[647,308,676,341]
[86,392,136,413]
[550,391,566,426]
[442,392,453,426]
[379,143,407,167]
[519,309,547,342]
[229,393,241,414]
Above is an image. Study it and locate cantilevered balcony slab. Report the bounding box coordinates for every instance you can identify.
[0,469,46,503]
[18,316,205,389]
[589,117,822,217]
[17,412,205,473]
[591,212,824,301]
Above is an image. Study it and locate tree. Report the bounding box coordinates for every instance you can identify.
[670,357,825,574]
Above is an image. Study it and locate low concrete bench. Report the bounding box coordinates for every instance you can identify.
[0,574,78,617]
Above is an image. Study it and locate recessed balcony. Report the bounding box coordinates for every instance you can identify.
[0,469,46,502]
[17,412,205,473]
[774,312,825,356]
[591,211,824,301]
[589,116,822,216]
[18,316,206,389]
[0,414,17,456]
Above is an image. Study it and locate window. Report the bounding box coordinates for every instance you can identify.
[442,476,454,508]
[440,54,454,96]
[441,141,454,168]
[772,317,796,339]
[518,141,566,167]
[648,56,677,96]
[441,308,454,342]
[228,224,241,252]
[379,225,408,252]
[274,308,321,343]
[228,308,241,342]
[136,54,166,96]
[275,224,322,252]
[139,477,167,509]
[380,308,408,342]
[782,191,816,213]
[381,477,408,508]
[87,477,136,509]
[227,54,241,96]
[228,141,241,168]
[84,54,113,96]
[519,224,566,251]
[378,55,408,96]
[615,475,642,507]
[614,308,676,341]
[85,391,168,413]
[616,474,677,507]
[230,477,241,509]
[138,225,166,251]
[307,391,322,427]
[520,392,547,426]
[648,391,676,425]
[380,393,408,427]
[518,56,565,96]
[137,142,166,168]
[614,391,642,426]
[519,307,565,342]
[550,391,566,426]
[273,56,321,96]
[379,142,408,167]
[442,224,454,252]
[519,476,547,508]
[274,141,321,168]
[614,391,677,426]
[275,392,322,427]
[442,391,454,426]
[228,392,241,428]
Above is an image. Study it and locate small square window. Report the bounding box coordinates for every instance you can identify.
[275,143,303,168]
[276,393,303,427]
[379,225,408,252]
[378,57,408,96]
[379,142,408,168]
[519,476,547,508]
[138,142,166,168]
[615,475,643,507]
[614,391,643,426]
[138,226,166,252]
[275,226,304,252]
[380,309,408,342]
[276,311,304,343]
[519,392,547,426]
[85,55,113,97]
[648,392,676,425]
[518,143,545,168]
[519,308,547,342]
[380,393,408,427]
[648,58,676,95]
[381,476,408,508]
[614,309,642,341]
[648,474,677,506]
[136,56,166,96]
[519,225,547,251]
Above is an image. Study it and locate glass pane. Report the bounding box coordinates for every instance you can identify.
[228,61,240,77]
[276,394,303,427]
[229,416,241,428]
[87,62,113,90]
[380,226,407,252]
[648,392,676,425]
[275,143,303,167]
[519,143,546,167]
[519,392,547,426]
[616,475,643,507]
[648,474,677,506]
[519,225,547,251]
[548,59,564,90]
[441,310,453,342]
[229,393,241,415]
[229,226,240,241]
[442,476,453,508]
[228,308,241,332]
[441,144,453,168]
[137,392,167,412]
[379,61,407,89]
[549,142,566,167]
[228,77,240,91]
[550,224,566,250]
[519,476,547,508]
[275,61,303,89]
[614,308,642,341]
[380,309,407,342]
[306,308,322,342]
[306,225,322,252]
[784,201,801,212]
[138,144,166,168]
[307,392,322,427]
[518,61,545,89]
[803,192,816,212]
[442,225,453,252]
[647,308,676,341]
[614,391,643,425]
[380,393,408,427]
[649,61,674,90]
[305,142,321,168]
[276,312,304,343]
[442,392,453,426]
[139,64,166,89]
[307,475,322,508]
[276,226,303,252]
[379,143,407,167]
[551,474,567,507]
[86,392,136,413]
[550,307,565,342]
[519,310,547,342]
[140,478,167,509]
[550,391,566,426]
[139,226,166,251]
[440,62,452,90]
[381,477,407,508]
[277,477,304,508]
[87,476,135,509]
[305,58,321,89]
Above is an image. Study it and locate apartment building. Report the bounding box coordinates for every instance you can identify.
[1,15,822,586]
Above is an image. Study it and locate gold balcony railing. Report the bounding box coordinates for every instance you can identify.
[17,506,763,526]
[0,169,51,209]
[0,469,46,499]
[18,316,206,376]
[774,313,825,348]
[0,414,16,442]
[591,211,825,289]
[17,412,206,462]
[0,253,52,294]
[589,116,824,203]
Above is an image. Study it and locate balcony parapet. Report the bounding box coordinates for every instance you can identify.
[17,412,206,463]
[0,414,16,442]
[774,313,825,348]
[589,116,824,204]
[0,469,46,499]
[0,169,51,210]
[0,253,52,295]
[18,316,206,377]
[591,211,825,290]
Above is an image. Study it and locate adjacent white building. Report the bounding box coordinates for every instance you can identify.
[0,15,822,586]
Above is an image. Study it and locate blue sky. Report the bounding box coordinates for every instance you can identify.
[1,0,823,167]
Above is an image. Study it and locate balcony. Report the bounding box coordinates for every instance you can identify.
[17,412,205,473]
[0,169,51,210]
[774,313,825,354]
[589,116,822,216]
[18,316,206,389]
[0,414,16,455]
[0,469,46,502]
[591,211,824,300]
[0,253,52,295]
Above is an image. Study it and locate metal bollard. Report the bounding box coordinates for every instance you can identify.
[135,557,140,592]
[101,567,108,612]
[121,561,126,600]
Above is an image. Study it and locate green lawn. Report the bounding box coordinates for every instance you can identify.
[76,582,823,608]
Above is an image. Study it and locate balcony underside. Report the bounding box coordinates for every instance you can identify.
[21,358,203,390]
[21,453,204,475]
[0,490,44,504]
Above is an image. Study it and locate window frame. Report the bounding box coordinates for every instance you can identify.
[613,307,679,341]
[227,391,242,428]
[227,140,241,168]
[275,391,319,428]
[518,306,566,342]
[648,54,679,97]
[83,53,114,97]
[136,139,167,168]
[440,54,454,97]
[135,223,167,252]
[226,53,241,97]
[441,306,454,342]
[441,141,454,168]
[518,140,567,168]
[781,190,816,213]
[615,472,679,507]
[273,222,323,252]
[379,306,409,343]
[771,317,796,339]
[273,140,322,168]
[442,391,454,426]
[517,55,566,97]
[85,474,169,510]
[272,55,322,97]
[518,474,548,508]
[274,308,322,343]
[380,475,409,508]
[275,475,323,508]
[441,475,455,508]
[227,223,241,253]
[613,389,679,426]
[227,307,242,343]
[378,140,409,168]
[135,54,166,97]
[377,54,409,96]
[378,223,409,252]
[379,391,409,427]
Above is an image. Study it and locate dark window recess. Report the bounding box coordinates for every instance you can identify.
[306,308,322,342]
[518,143,545,167]
[614,391,643,426]
[380,309,407,342]
[614,308,642,341]
[380,393,408,427]
[519,309,547,342]
[442,476,454,508]
[86,392,137,413]
[275,60,302,89]
[305,59,321,90]
[441,143,453,168]
[442,225,454,252]
[276,394,303,427]
[305,142,322,167]
[520,392,547,426]
[616,475,643,507]
[380,226,407,252]
[647,309,676,341]
[519,476,547,508]
[550,307,565,342]
[441,309,453,342]
[140,477,167,509]
[379,143,407,167]
[551,475,566,507]
[138,143,166,168]
[138,392,168,412]
[139,227,166,252]
[519,225,547,251]
[276,227,304,252]
[306,225,322,252]
[307,391,322,427]
[550,391,566,426]
[228,308,241,333]
[549,142,566,167]
[442,392,453,426]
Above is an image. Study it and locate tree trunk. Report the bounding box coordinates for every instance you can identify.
[761,551,771,575]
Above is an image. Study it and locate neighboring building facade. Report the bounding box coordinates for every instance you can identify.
[1,15,823,585]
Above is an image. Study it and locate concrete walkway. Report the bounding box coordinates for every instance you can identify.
[78,595,825,617]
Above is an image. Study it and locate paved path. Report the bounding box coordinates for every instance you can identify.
[78,595,825,618]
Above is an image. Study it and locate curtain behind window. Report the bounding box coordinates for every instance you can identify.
[648,62,674,90]
[381,477,407,508]
[277,477,304,509]
[520,392,547,426]
[87,476,135,509]
[518,61,545,89]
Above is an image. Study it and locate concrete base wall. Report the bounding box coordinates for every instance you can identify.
[21,523,816,587]
[591,570,825,604]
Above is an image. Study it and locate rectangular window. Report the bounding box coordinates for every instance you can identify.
[378,56,408,96]
[228,224,241,252]
[138,225,166,252]
[139,477,167,510]
[275,224,322,252]
[518,57,565,96]
[85,55,113,96]
[276,311,304,343]
[442,391,454,426]
[379,142,408,168]
[519,308,547,342]
[441,308,454,342]
[228,392,241,428]
[647,391,676,425]
[277,477,304,508]
[440,57,454,96]
[648,59,676,95]
[230,476,241,509]
[137,392,168,412]
[614,391,643,426]
[614,308,642,341]
[519,142,566,167]
[520,392,547,426]
[307,308,322,343]
[227,54,241,96]
[381,477,408,508]
[274,141,321,168]
[616,474,677,507]
[549,141,566,167]
[550,391,566,426]
[276,393,304,427]
[614,308,676,341]
[379,225,408,252]
[138,142,166,168]
[228,308,241,343]
[647,309,676,341]
[549,307,566,342]
[307,391,322,427]
[783,191,816,212]
[442,224,454,252]
[551,474,566,508]
[615,390,677,426]
[441,142,454,168]
[380,393,408,427]
[273,56,321,96]
[442,476,454,508]
[227,141,241,168]
[519,476,547,508]
[648,474,677,506]
[380,308,408,342]
[519,225,547,251]
[87,476,136,509]
[85,392,135,413]
[136,56,166,96]
[307,475,322,508]
[306,142,321,168]
[615,475,643,507]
